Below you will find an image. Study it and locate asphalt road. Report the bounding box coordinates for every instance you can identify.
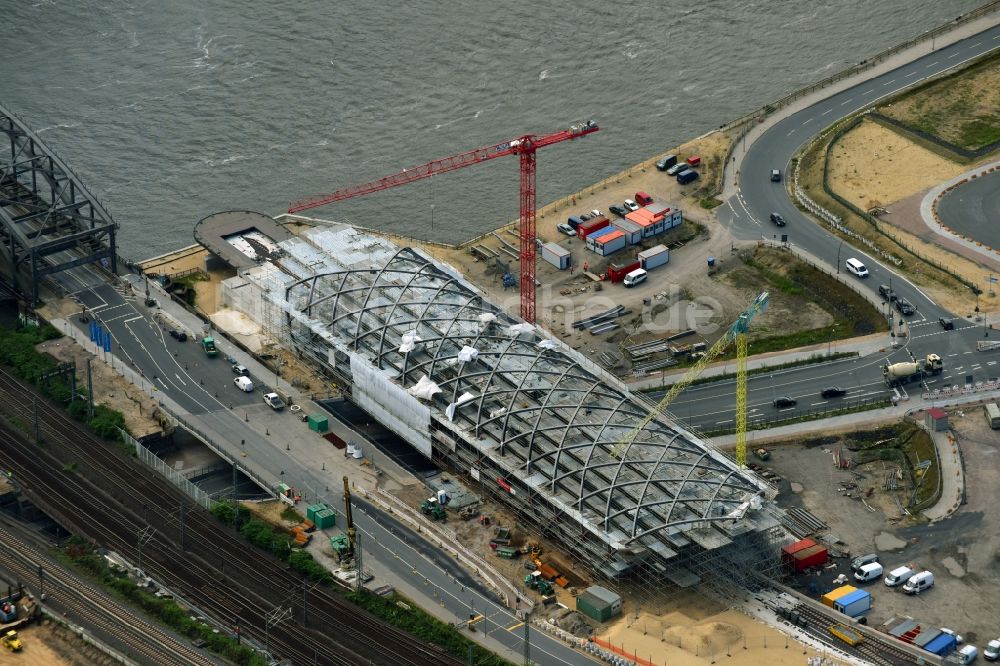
[937,170,1000,249]
[58,278,595,666]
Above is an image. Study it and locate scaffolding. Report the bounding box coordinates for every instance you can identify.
[220,221,788,599]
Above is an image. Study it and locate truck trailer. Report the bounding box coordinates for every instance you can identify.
[883,354,942,386]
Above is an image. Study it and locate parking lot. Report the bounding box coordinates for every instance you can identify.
[762,412,1000,650]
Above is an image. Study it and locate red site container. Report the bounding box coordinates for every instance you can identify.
[577,216,610,239]
[789,544,829,572]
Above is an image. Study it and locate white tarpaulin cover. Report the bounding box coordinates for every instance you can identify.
[457,346,479,363]
[398,331,422,353]
[446,391,478,421]
[478,313,497,325]
[350,354,432,458]
[537,339,558,350]
[408,375,442,400]
[507,323,534,338]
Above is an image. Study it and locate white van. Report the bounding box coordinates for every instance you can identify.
[854,561,883,583]
[234,376,254,392]
[957,645,978,665]
[623,268,647,288]
[902,570,934,594]
[845,257,869,278]
[884,566,914,587]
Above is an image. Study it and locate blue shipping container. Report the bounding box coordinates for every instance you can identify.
[923,633,957,656]
[833,589,871,617]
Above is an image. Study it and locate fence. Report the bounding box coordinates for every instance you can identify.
[123,428,215,511]
[869,109,1000,161]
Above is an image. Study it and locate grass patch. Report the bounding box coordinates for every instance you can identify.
[699,197,723,210]
[280,506,303,523]
[848,422,940,510]
[59,537,268,666]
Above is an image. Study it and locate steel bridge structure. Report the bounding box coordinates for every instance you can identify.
[0,102,118,302]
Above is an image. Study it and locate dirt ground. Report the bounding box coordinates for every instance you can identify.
[826,118,968,209]
[4,620,119,666]
[598,605,833,666]
[880,52,1000,150]
[32,298,164,440]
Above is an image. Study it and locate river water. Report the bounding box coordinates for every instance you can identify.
[2,0,985,259]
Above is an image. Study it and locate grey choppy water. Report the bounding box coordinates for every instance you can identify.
[2,1,985,259]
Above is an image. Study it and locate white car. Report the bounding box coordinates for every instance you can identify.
[623,199,639,212]
[666,162,688,176]
[590,209,602,218]
[263,392,285,410]
[984,638,1000,661]
[556,223,576,236]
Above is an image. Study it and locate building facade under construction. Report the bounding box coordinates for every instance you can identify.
[200,211,787,593]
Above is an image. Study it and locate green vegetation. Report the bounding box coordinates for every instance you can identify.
[281,506,303,523]
[880,49,1000,151]
[60,537,268,666]
[168,271,208,307]
[0,324,128,442]
[347,589,512,666]
[699,198,723,210]
[210,501,510,664]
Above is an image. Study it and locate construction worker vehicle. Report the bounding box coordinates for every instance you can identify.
[420,497,446,521]
[2,630,23,652]
[201,336,218,357]
[753,447,770,461]
[883,354,943,386]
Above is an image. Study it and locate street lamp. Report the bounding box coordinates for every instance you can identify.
[828,326,836,356]
[836,241,843,275]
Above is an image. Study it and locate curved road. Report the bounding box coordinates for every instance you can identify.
[673,23,1000,426]
[937,170,1000,249]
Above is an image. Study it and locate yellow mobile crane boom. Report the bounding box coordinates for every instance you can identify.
[613,291,769,467]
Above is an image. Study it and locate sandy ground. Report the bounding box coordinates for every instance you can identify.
[4,620,119,666]
[826,119,968,210]
[598,607,833,666]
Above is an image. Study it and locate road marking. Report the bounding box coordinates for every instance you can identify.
[964,351,974,354]
[972,365,982,370]
[925,61,939,69]
[955,366,964,371]
[821,109,832,116]
[948,353,958,357]
[174,373,187,386]
[716,419,733,425]
[802,118,813,125]
[122,315,143,324]
[506,622,524,632]
[989,361,997,366]
[778,407,795,413]
[971,41,983,47]
[810,401,826,406]
[861,88,874,95]
[883,79,896,86]
[948,51,961,58]
[787,129,796,136]
[840,98,853,105]
[904,71,917,78]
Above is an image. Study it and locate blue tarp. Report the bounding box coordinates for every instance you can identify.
[923,633,957,656]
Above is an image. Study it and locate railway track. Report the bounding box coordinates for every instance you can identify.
[0,368,463,665]
[792,601,922,665]
[0,524,214,666]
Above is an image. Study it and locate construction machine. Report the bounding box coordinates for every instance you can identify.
[2,630,22,652]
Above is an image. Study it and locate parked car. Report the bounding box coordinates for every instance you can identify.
[609,204,627,217]
[773,397,797,408]
[579,213,592,221]
[263,392,286,410]
[590,209,602,217]
[984,638,1000,661]
[666,162,688,176]
[771,168,781,182]
[232,364,249,376]
[939,317,955,330]
[895,298,916,316]
[657,155,678,171]
[635,191,653,206]
[851,553,879,572]
[769,212,786,227]
[878,284,897,301]
[821,387,847,398]
[623,199,640,212]
[557,223,576,236]
[169,329,188,342]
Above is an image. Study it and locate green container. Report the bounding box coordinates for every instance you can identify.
[307,414,329,432]
[314,508,337,530]
[306,503,327,523]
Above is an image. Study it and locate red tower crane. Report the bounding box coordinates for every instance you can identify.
[287,120,599,324]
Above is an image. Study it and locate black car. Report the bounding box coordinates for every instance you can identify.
[609,204,628,217]
[895,298,916,316]
[878,284,897,302]
[656,154,678,171]
[939,317,955,330]
[821,387,847,399]
[769,212,786,226]
[773,396,797,408]
[169,329,188,342]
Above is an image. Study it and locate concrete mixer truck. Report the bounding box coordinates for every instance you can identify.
[882,354,943,387]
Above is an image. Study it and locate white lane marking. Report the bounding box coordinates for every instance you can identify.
[787,129,796,136]
[821,109,832,116]
[955,366,964,371]
[841,98,854,105]
[904,71,917,78]
[861,88,875,95]
[174,373,187,386]
[925,61,939,69]
[802,118,813,125]
[948,52,961,59]
[972,365,982,370]
[716,419,733,425]
[810,401,827,406]
[122,315,143,324]
[778,407,796,413]
[989,361,997,366]
[964,351,974,355]
[971,41,983,47]
[883,79,896,86]
[948,353,958,356]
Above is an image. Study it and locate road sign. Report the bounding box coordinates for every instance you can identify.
[986,276,998,284]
